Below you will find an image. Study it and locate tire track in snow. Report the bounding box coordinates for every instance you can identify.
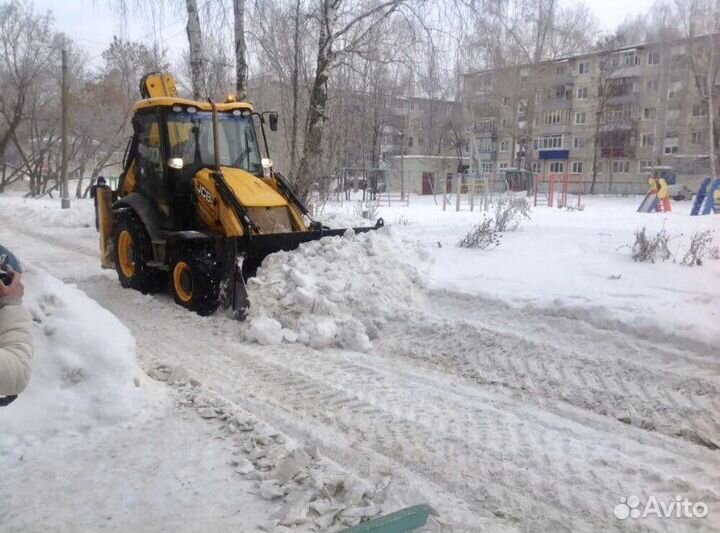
[374,292,720,450]
[74,278,720,532]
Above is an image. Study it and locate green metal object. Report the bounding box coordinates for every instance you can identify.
[338,504,436,533]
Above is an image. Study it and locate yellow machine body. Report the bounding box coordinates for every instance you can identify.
[99,71,382,316]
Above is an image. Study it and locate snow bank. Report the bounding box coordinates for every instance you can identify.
[0,266,149,447]
[0,194,94,228]
[244,228,427,351]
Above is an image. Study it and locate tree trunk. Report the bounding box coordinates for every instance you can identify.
[295,11,332,200]
[289,0,301,177]
[233,0,248,100]
[708,31,717,177]
[591,116,600,194]
[185,0,204,100]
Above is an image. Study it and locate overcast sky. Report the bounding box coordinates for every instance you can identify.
[34,0,656,68]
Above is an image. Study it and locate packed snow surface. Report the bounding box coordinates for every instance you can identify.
[244,228,427,351]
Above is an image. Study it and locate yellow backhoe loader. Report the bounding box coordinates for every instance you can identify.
[96,72,383,316]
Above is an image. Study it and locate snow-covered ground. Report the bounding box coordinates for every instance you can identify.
[0,192,718,532]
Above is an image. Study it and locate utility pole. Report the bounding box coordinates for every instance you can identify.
[399,130,405,201]
[60,45,70,209]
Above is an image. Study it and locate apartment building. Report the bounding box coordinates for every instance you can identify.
[463,37,714,192]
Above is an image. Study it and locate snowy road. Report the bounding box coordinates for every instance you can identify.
[1,204,719,532]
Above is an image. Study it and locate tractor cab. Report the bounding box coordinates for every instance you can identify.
[119,73,282,231]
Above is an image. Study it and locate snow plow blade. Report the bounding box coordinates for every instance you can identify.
[337,504,436,533]
[240,218,385,267]
[226,218,385,316]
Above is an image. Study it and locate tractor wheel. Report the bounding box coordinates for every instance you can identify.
[170,247,221,316]
[112,210,166,293]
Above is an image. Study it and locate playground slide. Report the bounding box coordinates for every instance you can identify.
[692,178,720,215]
[691,178,711,216]
[637,192,658,213]
[705,179,720,214]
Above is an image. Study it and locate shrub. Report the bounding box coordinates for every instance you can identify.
[631,227,671,263]
[493,197,532,232]
[680,230,714,266]
[459,217,501,249]
[459,195,532,249]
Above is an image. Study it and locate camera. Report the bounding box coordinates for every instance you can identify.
[0,254,14,285]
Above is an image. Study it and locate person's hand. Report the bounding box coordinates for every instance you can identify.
[0,272,24,300]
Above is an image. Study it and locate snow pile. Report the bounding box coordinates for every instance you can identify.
[0,194,94,228]
[244,228,426,351]
[0,266,150,447]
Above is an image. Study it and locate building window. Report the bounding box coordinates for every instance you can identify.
[623,52,639,66]
[576,87,589,99]
[639,161,652,173]
[477,119,495,130]
[499,162,508,169]
[408,137,414,147]
[571,161,583,173]
[573,136,585,149]
[544,110,563,124]
[612,160,630,173]
[418,137,425,146]
[500,141,510,152]
[641,134,655,147]
[691,131,705,144]
[668,82,682,99]
[648,51,660,65]
[578,61,590,74]
[531,162,541,173]
[643,107,657,120]
[549,161,564,173]
[666,109,680,120]
[502,96,510,106]
[664,137,679,154]
[481,162,493,173]
[692,103,708,116]
[536,135,563,149]
[646,79,658,92]
[555,65,566,75]
[575,112,587,124]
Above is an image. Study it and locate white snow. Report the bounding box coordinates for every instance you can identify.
[0,266,149,448]
[0,193,95,228]
[325,193,720,345]
[1,191,719,532]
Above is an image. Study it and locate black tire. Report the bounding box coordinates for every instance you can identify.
[170,246,221,316]
[112,210,166,293]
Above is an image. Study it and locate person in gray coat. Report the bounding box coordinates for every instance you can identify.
[0,245,33,405]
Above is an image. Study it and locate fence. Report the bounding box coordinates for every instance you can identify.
[332,167,410,206]
[438,173,511,212]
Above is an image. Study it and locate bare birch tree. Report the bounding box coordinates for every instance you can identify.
[294,0,414,199]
